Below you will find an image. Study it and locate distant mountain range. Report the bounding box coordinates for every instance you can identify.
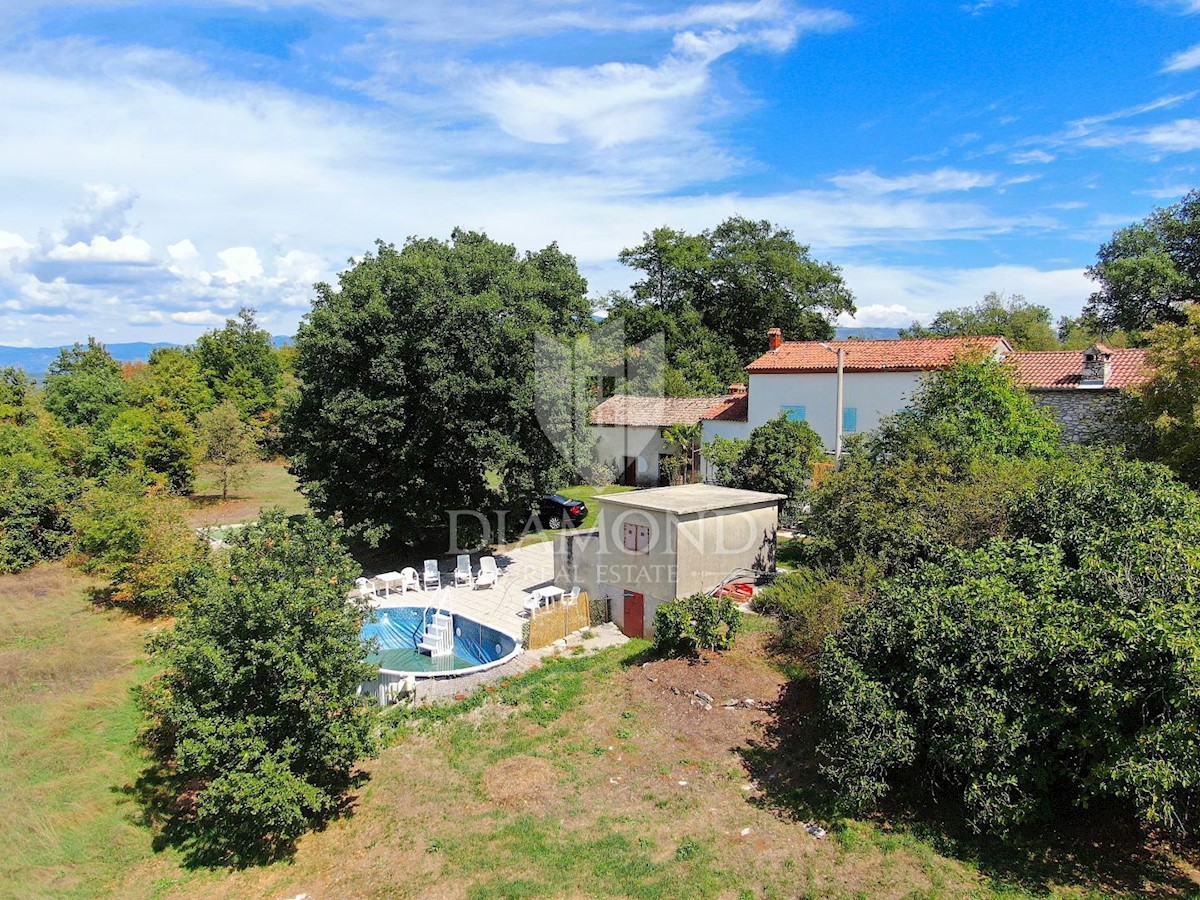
[0,336,293,380]
[3,330,897,380]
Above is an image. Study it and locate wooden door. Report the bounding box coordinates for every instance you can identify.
[622,456,637,486]
[622,591,645,639]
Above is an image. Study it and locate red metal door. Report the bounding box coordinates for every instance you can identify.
[622,591,644,639]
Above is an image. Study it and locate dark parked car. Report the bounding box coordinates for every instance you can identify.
[535,494,588,529]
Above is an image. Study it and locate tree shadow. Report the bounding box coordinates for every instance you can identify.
[119,762,368,870]
[739,677,1200,897]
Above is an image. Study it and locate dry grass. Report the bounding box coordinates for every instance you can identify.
[186,458,308,528]
[0,564,156,899]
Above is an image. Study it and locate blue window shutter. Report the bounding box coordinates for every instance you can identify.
[781,405,806,422]
[842,407,857,433]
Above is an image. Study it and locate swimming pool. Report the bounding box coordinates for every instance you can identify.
[361,606,519,677]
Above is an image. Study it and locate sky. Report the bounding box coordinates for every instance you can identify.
[1,0,1199,346]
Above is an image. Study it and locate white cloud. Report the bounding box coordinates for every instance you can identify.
[170,310,225,326]
[44,234,154,263]
[839,263,1092,323]
[1163,42,1200,72]
[215,247,264,283]
[828,168,998,195]
[1009,149,1054,164]
[837,303,917,327]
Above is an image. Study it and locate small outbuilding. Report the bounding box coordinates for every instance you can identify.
[552,483,784,639]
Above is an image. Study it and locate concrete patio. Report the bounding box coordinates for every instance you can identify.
[368,540,557,641]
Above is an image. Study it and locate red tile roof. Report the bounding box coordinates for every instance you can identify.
[746,337,1010,373]
[700,393,748,422]
[1009,348,1151,389]
[590,394,724,427]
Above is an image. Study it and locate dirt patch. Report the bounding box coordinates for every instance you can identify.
[480,756,561,811]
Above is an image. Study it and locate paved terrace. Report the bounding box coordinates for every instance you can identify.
[366,540,557,641]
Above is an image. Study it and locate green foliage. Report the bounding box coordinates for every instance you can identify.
[699,434,747,487]
[138,510,377,863]
[727,413,824,499]
[73,474,209,614]
[900,291,1059,350]
[197,399,259,500]
[0,397,84,573]
[751,567,862,663]
[134,346,214,423]
[872,357,1062,465]
[1055,312,1130,350]
[1117,304,1200,486]
[1085,190,1200,336]
[652,593,742,655]
[612,217,854,393]
[660,421,701,485]
[84,402,198,493]
[820,453,1200,837]
[42,338,128,430]
[192,308,283,420]
[286,231,592,545]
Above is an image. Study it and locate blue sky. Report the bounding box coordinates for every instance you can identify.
[1,0,1198,345]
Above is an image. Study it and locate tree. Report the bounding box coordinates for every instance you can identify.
[727,413,825,499]
[73,474,209,615]
[85,402,199,494]
[197,400,258,501]
[700,434,748,486]
[1113,303,1200,487]
[138,511,377,862]
[133,346,214,423]
[615,217,855,389]
[192,308,283,420]
[1085,190,1200,337]
[661,421,702,485]
[42,338,128,430]
[821,457,1200,836]
[900,292,1059,350]
[1055,313,1129,351]
[285,231,592,546]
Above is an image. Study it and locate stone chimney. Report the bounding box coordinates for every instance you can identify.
[767,327,782,352]
[1080,343,1112,388]
[728,382,747,396]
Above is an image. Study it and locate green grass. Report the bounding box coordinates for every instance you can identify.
[0,565,158,899]
[188,459,309,524]
[514,482,636,545]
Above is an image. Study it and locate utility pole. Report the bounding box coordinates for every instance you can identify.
[820,343,846,463]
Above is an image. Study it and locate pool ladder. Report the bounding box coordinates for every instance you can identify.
[417,610,454,658]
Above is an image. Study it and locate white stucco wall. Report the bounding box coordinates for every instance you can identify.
[746,371,924,451]
[591,424,664,485]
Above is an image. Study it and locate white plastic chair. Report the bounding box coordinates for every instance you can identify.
[474,556,498,589]
[453,554,472,586]
[422,559,441,590]
[563,585,580,607]
[399,567,419,594]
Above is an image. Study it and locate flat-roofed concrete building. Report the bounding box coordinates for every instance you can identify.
[553,483,783,639]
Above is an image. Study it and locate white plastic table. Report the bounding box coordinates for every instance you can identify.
[375,571,404,598]
[524,585,564,615]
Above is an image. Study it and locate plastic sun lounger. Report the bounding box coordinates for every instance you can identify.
[474,556,498,589]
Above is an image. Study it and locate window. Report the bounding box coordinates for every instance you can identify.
[781,405,806,422]
[623,522,650,553]
[842,407,858,433]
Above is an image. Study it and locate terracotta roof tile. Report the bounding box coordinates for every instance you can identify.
[746,336,1010,373]
[589,394,724,427]
[1009,348,1151,389]
[700,394,748,422]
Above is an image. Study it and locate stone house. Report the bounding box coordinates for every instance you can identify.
[1009,343,1150,442]
[589,393,724,486]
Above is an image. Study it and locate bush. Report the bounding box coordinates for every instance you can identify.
[728,413,825,500]
[653,593,742,655]
[751,568,861,663]
[138,510,378,863]
[820,516,1200,836]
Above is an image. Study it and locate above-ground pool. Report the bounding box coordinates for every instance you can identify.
[361,606,519,677]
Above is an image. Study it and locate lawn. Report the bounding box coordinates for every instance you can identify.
[0,564,156,899]
[5,559,1198,897]
[186,458,308,528]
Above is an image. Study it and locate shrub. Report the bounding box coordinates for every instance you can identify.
[138,510,377,863]
[653,593,742,655]
[751,568,861,662]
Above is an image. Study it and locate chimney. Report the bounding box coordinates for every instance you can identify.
[767,327,782,352]
[728,382,747,396]
[1080,343,1112,388]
